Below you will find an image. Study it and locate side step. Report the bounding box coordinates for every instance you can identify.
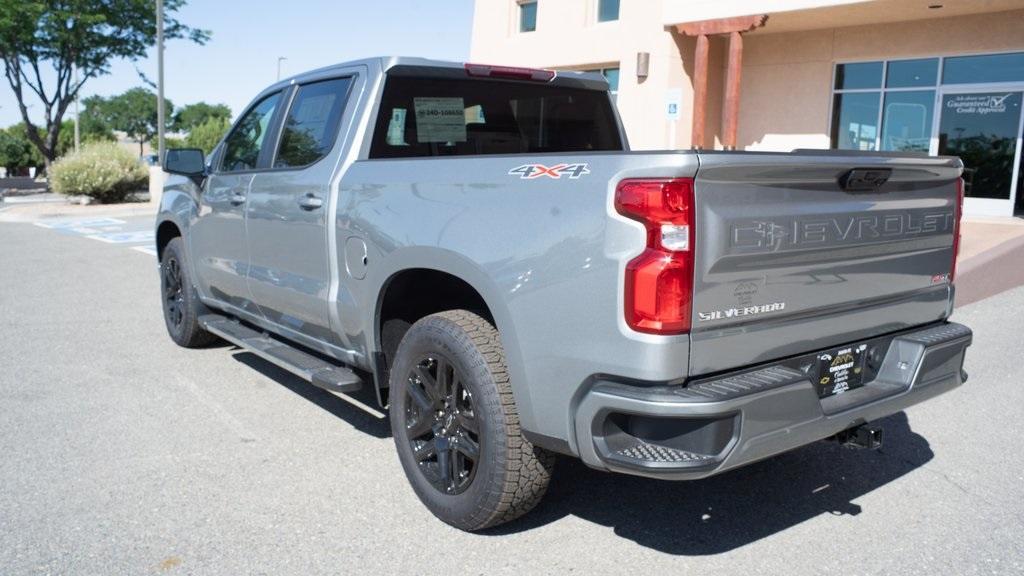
[199,314,363,394]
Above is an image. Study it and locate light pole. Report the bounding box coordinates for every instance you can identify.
[277,56,287,81]
[156,0,165,165]
[73,64,80,153]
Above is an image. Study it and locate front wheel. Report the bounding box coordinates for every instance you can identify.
[160,237,217,348]
[389,310,554,531]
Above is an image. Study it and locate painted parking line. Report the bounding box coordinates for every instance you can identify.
[86,230,156,244]
[33,217,126,229]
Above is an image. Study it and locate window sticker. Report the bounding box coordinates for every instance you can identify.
[386,108,408,146]
[465,104,486,124]
[413,97,467,143]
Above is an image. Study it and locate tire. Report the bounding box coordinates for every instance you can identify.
[389,310,554,531]
[160,237,218,348]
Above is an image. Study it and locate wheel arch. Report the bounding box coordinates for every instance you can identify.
[368,250,531,426]
[155,219,182,262]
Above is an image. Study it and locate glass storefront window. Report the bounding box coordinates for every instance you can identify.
[831,92,880,150]
[834,62,883,90]
[886,59,939,88]
[943,52,1024,85]
[881,90,935,152]
[938,92,1023,200]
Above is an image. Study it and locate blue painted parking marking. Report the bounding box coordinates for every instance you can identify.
[34,215,158,258]
[87,230,156,244]
[33,217,126,229]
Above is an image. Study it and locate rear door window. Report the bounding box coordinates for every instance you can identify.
[274,77,354,168]
[369,76,622,158]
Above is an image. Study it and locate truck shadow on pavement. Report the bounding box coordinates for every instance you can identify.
[226,347,932,555]
[230,351,392,439]
[490,411,933,555]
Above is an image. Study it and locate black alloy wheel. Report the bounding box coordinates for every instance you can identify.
[163,254,185,330]
[159,237,218,348]
[403,354,481,495]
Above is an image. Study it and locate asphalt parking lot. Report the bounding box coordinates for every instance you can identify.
[2,215,1023,575]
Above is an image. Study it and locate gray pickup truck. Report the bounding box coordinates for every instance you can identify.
[157,57,972,531]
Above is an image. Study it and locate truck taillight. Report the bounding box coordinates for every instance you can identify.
[615,178,695,334]
[951,177,964,283]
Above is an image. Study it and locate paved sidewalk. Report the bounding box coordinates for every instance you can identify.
[959,216,1024,262]
[0,198,156,223]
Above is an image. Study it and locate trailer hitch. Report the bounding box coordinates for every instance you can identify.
[830,423,883,450]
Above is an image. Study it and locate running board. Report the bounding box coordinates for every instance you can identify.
[199,314,363,394]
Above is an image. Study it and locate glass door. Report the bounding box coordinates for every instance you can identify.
[933,87,1024,217]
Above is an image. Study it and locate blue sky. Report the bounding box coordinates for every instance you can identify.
[0,0,475,127]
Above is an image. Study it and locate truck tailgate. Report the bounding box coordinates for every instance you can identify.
[689,152,962,376]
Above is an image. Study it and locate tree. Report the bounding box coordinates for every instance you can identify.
[90,87,173,156]
[79,95,118,140]
[0,124,43,173]
[56,117,115,157]
[184,116,229,155]
[0,0,208,170]
[173,102,230,132]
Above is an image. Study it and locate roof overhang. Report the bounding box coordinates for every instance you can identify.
[663,0,1024,34]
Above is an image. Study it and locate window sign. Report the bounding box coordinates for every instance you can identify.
[413,97,467,143]
[386,108,408,146]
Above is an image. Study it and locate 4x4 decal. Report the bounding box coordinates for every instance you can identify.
[508,163,590,179]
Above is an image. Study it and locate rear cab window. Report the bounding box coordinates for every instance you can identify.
[368,72,622,158]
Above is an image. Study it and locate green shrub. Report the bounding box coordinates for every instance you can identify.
[50,142,148,203]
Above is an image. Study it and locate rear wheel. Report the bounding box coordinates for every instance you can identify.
[389,310,554,531]
[160,237,217,348]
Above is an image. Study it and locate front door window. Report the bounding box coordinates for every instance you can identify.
[938,91,1023,200]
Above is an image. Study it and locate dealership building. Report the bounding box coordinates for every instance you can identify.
[470,0,1024,217]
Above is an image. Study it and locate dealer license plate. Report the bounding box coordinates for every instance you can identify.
[816,343,869,397]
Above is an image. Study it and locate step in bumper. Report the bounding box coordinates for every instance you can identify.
[573,322,972,480]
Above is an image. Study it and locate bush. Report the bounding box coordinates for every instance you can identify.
[50,142,148,203]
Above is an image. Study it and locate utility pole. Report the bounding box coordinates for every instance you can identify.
[156,0,165,165]
[277,57,287,81]
[73,64,80,153]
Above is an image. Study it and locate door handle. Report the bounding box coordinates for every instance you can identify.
[298,194,323,211]
[229,193,246,206]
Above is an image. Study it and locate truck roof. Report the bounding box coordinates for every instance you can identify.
[265,56,610,94]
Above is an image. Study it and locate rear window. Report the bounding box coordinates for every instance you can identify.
[368,76,622,158]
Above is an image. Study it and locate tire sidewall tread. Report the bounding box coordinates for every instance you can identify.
[389,309,553,531]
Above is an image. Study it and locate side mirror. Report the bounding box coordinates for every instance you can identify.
[163,148,207,186]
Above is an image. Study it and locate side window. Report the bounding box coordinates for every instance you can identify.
[274,77,353,168]
[220,91,282,172]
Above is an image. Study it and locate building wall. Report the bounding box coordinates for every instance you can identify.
[470,0,693,149]
[739,8,1024,151]
[470,2,1024,151]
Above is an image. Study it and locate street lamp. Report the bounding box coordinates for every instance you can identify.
[277,57,288,81]
[156,0,165,165]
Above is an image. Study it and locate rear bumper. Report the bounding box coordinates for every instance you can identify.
[573,322,972,480]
